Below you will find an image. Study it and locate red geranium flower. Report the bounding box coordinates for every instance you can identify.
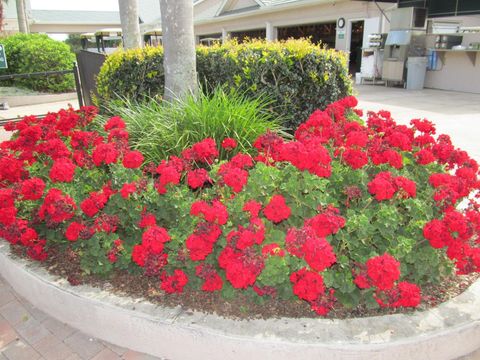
[221,138,237,151]
[50,157,76,183]
[263,195,291,224]
[122,150,144,169]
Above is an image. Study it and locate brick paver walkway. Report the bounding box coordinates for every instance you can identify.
[0,275,163,360]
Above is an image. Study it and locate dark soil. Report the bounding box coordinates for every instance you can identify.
[10,244,480,320]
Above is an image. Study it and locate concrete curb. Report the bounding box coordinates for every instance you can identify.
[0,241,479,360]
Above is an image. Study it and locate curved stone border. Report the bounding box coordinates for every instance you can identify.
[0,242,479,360]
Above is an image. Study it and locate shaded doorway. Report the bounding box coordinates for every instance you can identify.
[349,20,364,74]
[277,22,336,48]
[230,29,266,43]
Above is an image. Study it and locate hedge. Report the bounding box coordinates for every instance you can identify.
[0,33,76,93]
[96,39,353,128]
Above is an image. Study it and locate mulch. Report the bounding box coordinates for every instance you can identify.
[10,244,480,320]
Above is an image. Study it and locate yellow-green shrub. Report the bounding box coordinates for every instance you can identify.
[96,39,352,128]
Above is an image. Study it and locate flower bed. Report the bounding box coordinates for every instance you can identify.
[1,97,479,317]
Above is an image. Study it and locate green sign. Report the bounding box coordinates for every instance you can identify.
[0,44,7,69]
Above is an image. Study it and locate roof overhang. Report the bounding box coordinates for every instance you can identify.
[195,0,395,25]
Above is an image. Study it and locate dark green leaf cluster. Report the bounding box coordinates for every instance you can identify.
[96,39,352,128]
[0,33,76,93]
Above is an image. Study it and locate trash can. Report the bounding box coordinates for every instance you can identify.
[355,72,362,85]
[406,57,428,90]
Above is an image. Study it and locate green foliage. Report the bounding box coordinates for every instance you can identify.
[64,34,83,53]
[96,39,352,128]
[96,88,288,164]
[0,33,76,93]
[96,46,164,106]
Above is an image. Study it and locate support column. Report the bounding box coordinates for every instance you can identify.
[222,28,229,43]
[266,21,277,41]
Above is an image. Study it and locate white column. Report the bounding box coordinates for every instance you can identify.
[222,28,229,43]
[266,21,277,41]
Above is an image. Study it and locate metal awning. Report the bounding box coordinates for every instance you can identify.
[94,28,122,37]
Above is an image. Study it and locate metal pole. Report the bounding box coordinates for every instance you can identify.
[72,62,84,108]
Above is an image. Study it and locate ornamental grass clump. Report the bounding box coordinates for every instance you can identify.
[1,97,479,317]
[99,88,287,164]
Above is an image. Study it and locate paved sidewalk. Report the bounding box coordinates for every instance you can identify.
[355,85,480,161]
[0,275,162,360]
[0,100,79,143]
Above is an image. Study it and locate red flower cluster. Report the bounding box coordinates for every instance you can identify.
[375,281,422,308]
[155,158,183,194]
[424,209,480,274]
[3,96,480,315]
[20,178,45,200]
[353,253,421,308]
[65,222,87,242]
[290,267,337,315]
[263,195,291,224]
[304,205,345,238]
[182,138,219,164]
[186,222,222,261]
[187,168,211,189]
[365,253,401,290]
[132,224,171,273]
[221,138,237,151]
[50,157,76,183]
[219,246,264,289]
[218,153,253,193]
[227,217,265,250]
[190,199,228,225]
[0,189,16,226]
[122,150,144,169]
[285,226,336,272]
[160,269,188,294]
[290,268,325,301]
[92,143,119,166]
[187,199,228,260]
[368,172,416,201]
[195,264,223,292]
[120,182,137,198]
[80,185,115,218]
[38,189,76,225]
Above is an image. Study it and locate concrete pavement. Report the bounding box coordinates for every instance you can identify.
[0,274,162,360]
[0,100,79,143]
[355,85,480,161]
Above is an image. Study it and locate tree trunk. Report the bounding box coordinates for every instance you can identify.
[0,1,4,32]
[160,0,198,101]
[16,0,29,33]
[118,0,141,49]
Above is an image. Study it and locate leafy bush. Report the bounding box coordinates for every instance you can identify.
[96,39,352,128]
[98,89,287,164]
[2,97,480,317]
[0,33,75,93]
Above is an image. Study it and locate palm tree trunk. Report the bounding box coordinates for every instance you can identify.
[16,0,29,33]
[118,0,141,49]
[160,0,198,101]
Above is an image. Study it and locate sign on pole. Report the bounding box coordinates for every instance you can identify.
[0,45,8,69]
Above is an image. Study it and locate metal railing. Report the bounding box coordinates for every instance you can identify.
[0,63,84,125]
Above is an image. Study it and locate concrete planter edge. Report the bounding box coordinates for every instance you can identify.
[0,242,478,360]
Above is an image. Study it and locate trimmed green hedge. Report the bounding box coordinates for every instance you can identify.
[0,34,76,93]
[96,39,352,128]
